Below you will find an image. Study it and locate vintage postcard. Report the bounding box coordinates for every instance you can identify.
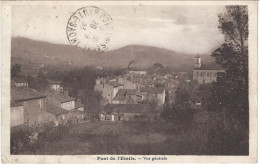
[1,0,258,163]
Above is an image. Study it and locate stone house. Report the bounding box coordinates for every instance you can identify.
[48,80,63,92]
[11,87,55,126]
[112,89,138,104]
[94,80,123,103]
[47,92,76,110]
[140,87,166,106]
[104,104,150,121]
[13,78,28,88]
[193,56,225,84]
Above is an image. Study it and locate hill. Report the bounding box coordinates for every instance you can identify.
[11,37,212,70]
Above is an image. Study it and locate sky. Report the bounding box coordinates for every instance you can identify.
[12,5,225,54]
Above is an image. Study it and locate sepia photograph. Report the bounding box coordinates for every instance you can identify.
[1,0,257,164]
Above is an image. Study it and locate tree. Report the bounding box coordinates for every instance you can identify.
[205,6,249,155]
[11,125,33,154]
[11,64,21,78]
[210,6,248,117]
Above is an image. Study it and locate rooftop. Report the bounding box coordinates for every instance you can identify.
[117,89,138,96]
[106,81,123,87]
[140,87,165,94]
[11,87,47,102]
[46,102,69,116]
[47,92,75,103]
[48,80,62,85]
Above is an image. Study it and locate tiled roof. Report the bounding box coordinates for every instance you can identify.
[48,80,62,85]
[47,92,75,103]
[140,87,165,94]
[105,104,150,114]
[106,81,123,87]
[46,102,69,116]
[117,89,137,96]
[11,87,47,102]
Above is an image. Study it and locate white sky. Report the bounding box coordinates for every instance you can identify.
[12,5,225,54]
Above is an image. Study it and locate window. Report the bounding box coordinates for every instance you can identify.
[207,72,209,77]
[201,72,203,77]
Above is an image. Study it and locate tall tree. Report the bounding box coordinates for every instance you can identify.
[212,6,248,84]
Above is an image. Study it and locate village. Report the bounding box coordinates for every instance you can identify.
[11,55,224,128]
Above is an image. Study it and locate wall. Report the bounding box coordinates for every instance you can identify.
[193,70,225,84]
[23,98,47,125]
[11,106,24,127]
[61,100,75,110]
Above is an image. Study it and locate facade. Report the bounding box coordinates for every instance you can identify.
[112,89,138,104]
[193,69,225,84]
[11,87,52,126]
[94,81,123,103]
[13,78,28,87]
[48,80,63,92]
[129,70,147,75]
[140,87,166,106]
[193,56,225,84]
[47,92,76,110]
[104,104,150,121]
[10,102,24,127]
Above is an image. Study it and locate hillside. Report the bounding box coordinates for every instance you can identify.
[11,37,212,70]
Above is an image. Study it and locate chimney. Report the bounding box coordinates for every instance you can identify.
[64,90,69,96]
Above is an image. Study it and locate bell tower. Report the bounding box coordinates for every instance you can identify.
[194,54,201,68]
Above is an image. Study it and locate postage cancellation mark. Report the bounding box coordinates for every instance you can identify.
[66,6,113,52]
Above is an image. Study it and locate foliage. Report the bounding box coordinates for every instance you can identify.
[204,6,249,155]
[11,125,33,154]
[11,64,22,78]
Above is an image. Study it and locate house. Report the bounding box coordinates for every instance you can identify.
[46,91,76,110]
[112,89,138,104]
[94,80,123,103]
[46,102,69,125]
[140,87,166,106]
[129,70,147,75]
[11,87,54,126]
[68,109,89,124]
[13,78,28,87]
[48,80,63,92]
[193,56,225,84]
[10,101,24,127]
[104,104,150,121]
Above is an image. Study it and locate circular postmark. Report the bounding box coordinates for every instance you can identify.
[66,6,113,52]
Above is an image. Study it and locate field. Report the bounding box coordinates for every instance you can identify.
[21,111,210,155]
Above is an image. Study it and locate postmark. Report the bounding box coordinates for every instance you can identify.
[66,6,113,52]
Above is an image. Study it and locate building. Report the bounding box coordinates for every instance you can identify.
[129,70,147,75]
[48,80,63,92]
[112,89,138,104]
[46,91,76,110]
[193,56,225,84]
[140,87,166,106]
[94,80,123,103]
[103,104,150,121]
[11,87,53,126]
[13,78,28,88]
[10,102,24,127]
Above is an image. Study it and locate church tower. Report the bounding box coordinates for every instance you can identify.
[194,54,201,69]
